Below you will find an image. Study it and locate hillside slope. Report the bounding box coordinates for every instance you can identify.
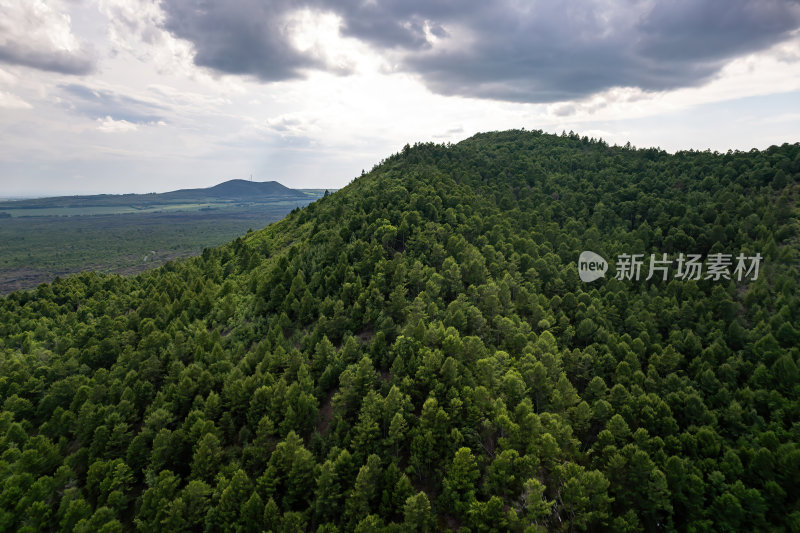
[0,130,798,532]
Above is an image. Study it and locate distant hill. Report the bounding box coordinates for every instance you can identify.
[161,179,305,201]
[0,179,324,215]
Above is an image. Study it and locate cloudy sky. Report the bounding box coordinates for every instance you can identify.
[1,0,799,196]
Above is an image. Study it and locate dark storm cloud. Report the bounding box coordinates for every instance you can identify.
[159,0,800,102]
[159,0,458,79]
[332,0,457,49]
[160,0,324,81]
[59,84,166,123]
[401,0,800,102]
[639,0,798,62]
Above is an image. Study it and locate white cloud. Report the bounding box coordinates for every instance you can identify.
[0,67,17,85]
[0,0,94,73]
[0,90,31,109]
[98,0,198,77]
[96,115,138,132]
[284,7,395,76]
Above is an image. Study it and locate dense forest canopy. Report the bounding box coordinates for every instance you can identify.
[0,130,798,532]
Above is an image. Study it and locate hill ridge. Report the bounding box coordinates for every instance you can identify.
[0,178,310,210]
[164,179,301,199]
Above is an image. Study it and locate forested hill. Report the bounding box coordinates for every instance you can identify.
[161,179,304,200]
[1,130,798,532]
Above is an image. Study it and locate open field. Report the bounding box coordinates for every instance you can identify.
[0,200,308,217]
[0,188,327,217]
[0,201,322,294]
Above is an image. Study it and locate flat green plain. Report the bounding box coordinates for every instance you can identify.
[0,193,325,293]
